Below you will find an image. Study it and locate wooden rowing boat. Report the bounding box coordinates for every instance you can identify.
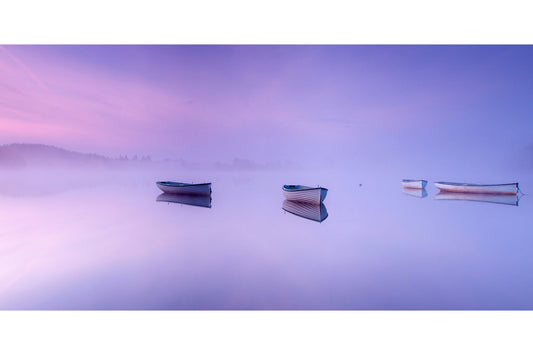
[434,182,518,195]
[402,179,427,189]
[282,185,327,204]
[156,181,212,195]
[282,200,328,222]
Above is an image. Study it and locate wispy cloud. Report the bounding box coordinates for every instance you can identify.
[0,47,196,155]
[0,45,49,92]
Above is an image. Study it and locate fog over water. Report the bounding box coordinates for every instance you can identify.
[0,166,531,310]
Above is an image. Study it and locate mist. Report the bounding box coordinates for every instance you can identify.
[2,45,533,309]
[1,45,532,178]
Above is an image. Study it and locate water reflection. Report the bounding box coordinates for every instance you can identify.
[2,169,533,310]
[282,200,328,222]
[156,193,212,208]
[434,192,520,206]
[402,187,428,198]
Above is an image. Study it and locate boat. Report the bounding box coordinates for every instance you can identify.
[435,192,519,206]
[282,200,328,222]
[402,179,427,189]
[156,181,211,195]
[282,185,327,204]
[402,187,428,198]
[156,193,212,208]
[434,182,518,195]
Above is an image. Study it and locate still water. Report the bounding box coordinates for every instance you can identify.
[1,169,532,309]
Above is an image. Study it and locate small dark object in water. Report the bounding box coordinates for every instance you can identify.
[359,184,362,187]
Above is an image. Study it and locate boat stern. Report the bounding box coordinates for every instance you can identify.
[320,188,328,203]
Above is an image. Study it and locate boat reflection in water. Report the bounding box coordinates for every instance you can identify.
[435,192,520,206]
[156,193,212,208]
[402,187,428,198]
[282,200,328,223]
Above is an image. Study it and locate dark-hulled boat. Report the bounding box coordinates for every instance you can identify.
[156,181,211,196]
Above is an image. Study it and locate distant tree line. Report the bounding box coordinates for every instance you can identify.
[117,154,152,161]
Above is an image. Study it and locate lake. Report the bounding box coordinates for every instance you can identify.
[0,168,532,309]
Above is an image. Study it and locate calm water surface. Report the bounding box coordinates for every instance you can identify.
[1,169,532,309]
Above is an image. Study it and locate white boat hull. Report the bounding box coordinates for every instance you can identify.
[282,200,328,222]
[282,185,327,204]
[156,182,211,195]
[434,182,518,195]
[402,179,427,189]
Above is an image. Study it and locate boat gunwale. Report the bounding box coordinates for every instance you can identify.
[402,179,428,183]
[435,182,518,187]
[157,181,211,187]
[282,185,328,192]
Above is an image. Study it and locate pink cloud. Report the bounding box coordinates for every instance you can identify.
[0,46,197,155]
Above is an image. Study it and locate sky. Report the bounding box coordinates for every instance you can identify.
[1,45,532,171]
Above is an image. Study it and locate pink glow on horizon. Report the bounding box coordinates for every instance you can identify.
[0,46,197,156]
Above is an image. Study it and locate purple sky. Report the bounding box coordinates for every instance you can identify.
[1,45,532,169]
